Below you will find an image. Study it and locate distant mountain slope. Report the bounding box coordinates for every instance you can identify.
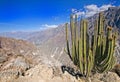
[88,7,120,34]
[0,32,31,40]
[105,7,120,29]
[0,26,65,45]
[0,37,36,54]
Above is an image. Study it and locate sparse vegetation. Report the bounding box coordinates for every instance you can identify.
[65,12,118,77]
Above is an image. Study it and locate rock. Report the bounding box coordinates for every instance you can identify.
[0,69,19,82]
[91,72,120,82]
[25,63,58,80]
[112,64,120,76]
[13,56,30,70]
[13,63,84,82]
[0,56,7,63]
[104,72,120,82]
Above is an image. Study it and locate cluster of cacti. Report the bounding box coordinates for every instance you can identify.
[65,12,117,77]
[93,13,117,73]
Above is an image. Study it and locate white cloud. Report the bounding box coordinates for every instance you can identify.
[85,4,98,11]
[99,4,114,11]
[42,24,58,28]
[71,4,114,17]
[84,4,99,17]
[71,8,85,17]
[76,11,85,16]
[71,8,77,13]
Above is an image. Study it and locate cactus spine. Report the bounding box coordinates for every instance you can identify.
[65,12,117,77]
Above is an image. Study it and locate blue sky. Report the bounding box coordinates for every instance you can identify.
[0,0,119,32]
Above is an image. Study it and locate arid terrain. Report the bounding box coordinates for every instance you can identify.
[0,7,120,82]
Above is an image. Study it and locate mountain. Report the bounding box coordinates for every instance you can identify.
[88,7,120,34]
[105,7,120,29]
[0,31,29,39]
[0,26,65,45]
[0,7,120,82]
[0,37,36,54]
[0,37,38,76]
[0,7,120,65]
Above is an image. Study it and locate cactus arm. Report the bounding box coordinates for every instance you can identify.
[70,14,76,63]
[79,20,84,74]
[79,37,84,74]
[74,15,79,64]
[65,23,72,60]
[83,20,87,75]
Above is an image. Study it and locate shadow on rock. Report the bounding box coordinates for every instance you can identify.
[61,65,86,79]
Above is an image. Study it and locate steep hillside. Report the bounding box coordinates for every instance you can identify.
[0,37,36,54]
[0,37,39,78]
[88,7,120,33]
[105,7,120,29]
[37,25,72,66]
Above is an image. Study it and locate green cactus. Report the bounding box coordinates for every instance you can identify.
[93,13,117,73]
[65,12,117,77]
[65,15,94,76]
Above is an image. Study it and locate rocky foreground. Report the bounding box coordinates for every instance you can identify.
[1,62,120,82]
[0,36,120,82]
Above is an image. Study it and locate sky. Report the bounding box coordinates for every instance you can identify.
[0,0,120,32]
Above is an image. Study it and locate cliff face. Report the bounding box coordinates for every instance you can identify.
[88,7,120,34]
[105,7,120,29]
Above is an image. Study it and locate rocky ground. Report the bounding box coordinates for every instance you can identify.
[0,37,120,82]
[1,61,120,82]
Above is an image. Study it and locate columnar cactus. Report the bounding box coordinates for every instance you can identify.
[65,12,117,77]
[65,15,94,76]
[93,13,117,73]
[78,19,94,76]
